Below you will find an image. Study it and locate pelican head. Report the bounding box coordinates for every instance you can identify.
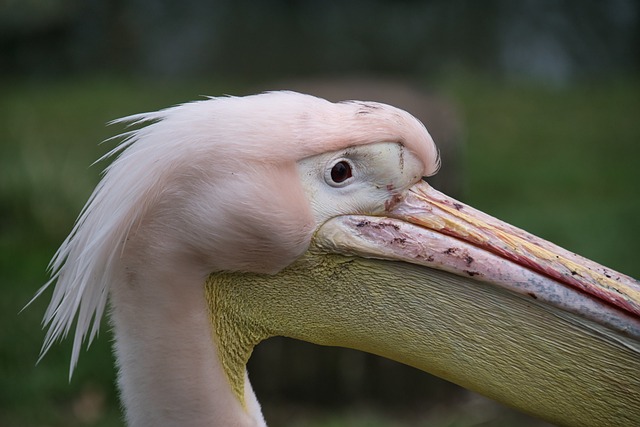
[36,91,640,427]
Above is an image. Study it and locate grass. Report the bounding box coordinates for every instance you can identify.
[1,74,638,426]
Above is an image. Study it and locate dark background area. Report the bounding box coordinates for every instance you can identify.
[1,1,639,426]
[2,0,638,82]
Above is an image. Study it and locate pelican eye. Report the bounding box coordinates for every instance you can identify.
[328,160,353,186]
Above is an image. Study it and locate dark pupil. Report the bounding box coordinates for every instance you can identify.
[331,161,352,183]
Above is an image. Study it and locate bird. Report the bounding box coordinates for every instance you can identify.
[34,91,640,427]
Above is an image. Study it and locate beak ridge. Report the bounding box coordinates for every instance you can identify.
[390,182,640,318]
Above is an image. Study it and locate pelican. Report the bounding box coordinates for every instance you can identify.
[35,91,640,427]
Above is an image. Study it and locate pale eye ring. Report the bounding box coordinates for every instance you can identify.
[325,159,354,187]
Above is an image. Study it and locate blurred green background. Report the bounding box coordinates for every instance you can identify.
[1,1,639,426]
